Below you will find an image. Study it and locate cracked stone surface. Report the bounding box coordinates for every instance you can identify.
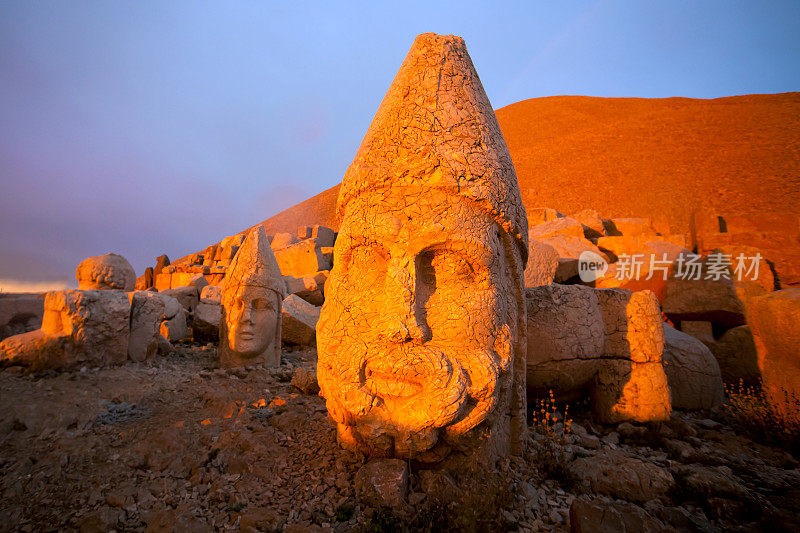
[526,286,672,423]
[317,33,528,463]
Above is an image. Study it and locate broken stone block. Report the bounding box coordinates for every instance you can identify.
[202,245,218,267]
[135,267,154,291]
[127,291,165,363]
[157,293,187,343]
[746,289,800,424]
[273,239,330,278]
[153,254,170,277]
[193,301,221,344]
[355,459,409,509]
[76,253,136,291]
[711,244,775,292]
[319,246,334,269]
[271,232,298,249]
[690,208,724,251]
[524,240,559,287]
[525,285,605,399]
[528,207,565,225]
[160,286,199,313]
[542,234,608,263]
[158,293,183,320]
[43,290,131,366]
[0,292,45,342]
[679,320,715,344]
[525,285,670,424]
[298,225,313,240]
[593,288,671,423]
[594,238,691,301]
[0,329,71,371]
[708,325,760,385]
[281,294,320,346]
[154,273,171,292]
[603,217,656,237]
[156,334,172,356]
[200,285,222,304]
[529,217,585,240]
[1,290,131,370]
[555,258,580,283]
[662,324,724,410]
[283,271,328,306]
[663,254,748,328]
[159,311,187,343]
[311,225,335,248]
[291,366,320,395]
[573,209,606,240]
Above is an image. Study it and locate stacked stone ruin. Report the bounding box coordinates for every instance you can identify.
[1,32,798,480]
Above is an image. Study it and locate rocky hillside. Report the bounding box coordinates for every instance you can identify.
[243,92,800,238]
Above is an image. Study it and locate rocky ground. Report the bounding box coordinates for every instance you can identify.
[1,344,799,532]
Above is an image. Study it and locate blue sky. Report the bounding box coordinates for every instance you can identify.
[1,1,799,289]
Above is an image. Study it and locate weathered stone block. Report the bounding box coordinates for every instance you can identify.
[127,291,165,363]
[662,324,724,410]
[282,294,320,346]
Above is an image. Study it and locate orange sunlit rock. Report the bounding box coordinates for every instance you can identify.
[746,289,800,424]
[317,33,528,463]
[269,397,286,408]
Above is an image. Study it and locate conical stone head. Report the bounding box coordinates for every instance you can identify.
[318,33,529,464]
[220,226,285,367]
[337,32,528,261]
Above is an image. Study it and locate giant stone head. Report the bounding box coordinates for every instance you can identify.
[317,33,529,463]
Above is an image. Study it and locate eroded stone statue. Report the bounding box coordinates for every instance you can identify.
[76,253,136,291]
[219,227,286,367]
[317,33,529,463]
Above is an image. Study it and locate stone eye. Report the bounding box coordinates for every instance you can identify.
[252,298,270,311]
[345,242,389,289]
[418,249,475,289]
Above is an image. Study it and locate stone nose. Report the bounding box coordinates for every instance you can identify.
[239,303,254,324]
[385,256,429,343]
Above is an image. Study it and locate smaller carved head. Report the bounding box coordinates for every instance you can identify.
[75,253,136,291]
[225,284,280,357]
[219,227,286,367]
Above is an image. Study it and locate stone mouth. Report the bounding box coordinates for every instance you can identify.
[363,368,423,399]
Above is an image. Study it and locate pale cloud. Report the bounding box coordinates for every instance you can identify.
[0,279,74,294]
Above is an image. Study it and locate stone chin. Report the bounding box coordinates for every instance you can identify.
[318,325,513,458]
[228,321,270,357]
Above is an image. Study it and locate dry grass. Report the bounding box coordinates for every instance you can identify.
[723,379,800,454]
[529,390,573,482]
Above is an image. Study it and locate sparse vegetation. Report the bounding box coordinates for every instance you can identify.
[722,379,800,454]
[529,390,573,482]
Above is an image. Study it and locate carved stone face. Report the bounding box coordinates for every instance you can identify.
[317,188,520,458]
[225,285,279,358]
